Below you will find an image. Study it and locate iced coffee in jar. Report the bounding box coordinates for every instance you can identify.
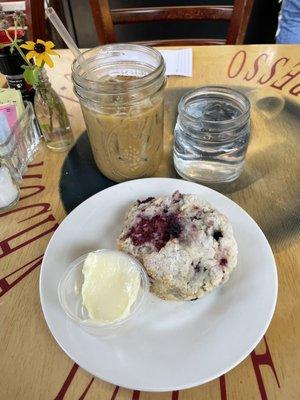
[72,44,166,182]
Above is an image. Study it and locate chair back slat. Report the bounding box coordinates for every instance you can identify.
[25,0,46,41]
[111,6,233,24]
[235,0,255,44]
[89,0,115,44]
[133,38,226,46]
[89,0,254,46]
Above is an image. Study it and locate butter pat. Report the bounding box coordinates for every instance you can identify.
[81,251,141,323]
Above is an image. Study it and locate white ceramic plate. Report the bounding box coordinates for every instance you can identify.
[40,178,277,392]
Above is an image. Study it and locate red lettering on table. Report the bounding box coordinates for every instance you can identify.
[271,62,300,90]
[227,50,247,78]
[54,363,96,400]
[0,202,51,222]
[0,254,43,297]
[250,336,280,400]
[0,211,58,258]
[78,378,94,400]
[132,390,140,400]
[289,83,300,96]
[19,185,45,200]
[172,390,179,400]
[226,51,300,93]
[22,173,43,179]
[258,57,289,84]
[0,162,56,296]
[54,363,79,400]
[219,375,227,400]
[28,161,44,167]
[20,162,43,180]
[111,386,120,400]
[244,53,268,81]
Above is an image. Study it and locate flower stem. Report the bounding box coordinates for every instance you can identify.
[14,21,17,41]
[4,29,31,66]
[14,42,31,65]
[4,29,14,44]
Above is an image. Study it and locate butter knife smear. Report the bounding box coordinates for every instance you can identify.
[81,251,141,323]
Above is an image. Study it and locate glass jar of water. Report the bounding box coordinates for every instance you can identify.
[173,86,250,183]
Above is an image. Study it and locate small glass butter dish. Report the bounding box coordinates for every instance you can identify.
[58,249,149,336]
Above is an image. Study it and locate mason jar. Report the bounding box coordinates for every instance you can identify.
[72,44,166,182]
[173,87,251,183]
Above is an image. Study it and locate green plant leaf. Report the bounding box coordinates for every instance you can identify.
[23,66,40,86]
[23,68,35,85]
[32,68,40,85]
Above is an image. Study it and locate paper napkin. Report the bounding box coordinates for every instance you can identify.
[158,48,193,77]
[0,88,25,117]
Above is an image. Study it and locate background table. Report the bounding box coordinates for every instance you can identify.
[0,45,299,400]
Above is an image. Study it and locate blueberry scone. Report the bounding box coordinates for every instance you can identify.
[117,191,238,300]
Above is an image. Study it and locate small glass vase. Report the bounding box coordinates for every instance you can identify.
[34,68,74,152]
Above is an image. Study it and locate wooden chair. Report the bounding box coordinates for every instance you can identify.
[1,0,46,41]
[89,0,254,46]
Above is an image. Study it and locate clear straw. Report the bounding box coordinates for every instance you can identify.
[45,7,91,77]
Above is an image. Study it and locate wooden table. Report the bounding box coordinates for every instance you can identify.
[0,45,299,400]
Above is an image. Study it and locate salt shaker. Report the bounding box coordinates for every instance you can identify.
[0,163,20,212]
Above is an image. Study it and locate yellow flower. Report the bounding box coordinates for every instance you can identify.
[20,39,59,68]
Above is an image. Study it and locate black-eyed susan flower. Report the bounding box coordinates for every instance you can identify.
[21,39,59,68]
